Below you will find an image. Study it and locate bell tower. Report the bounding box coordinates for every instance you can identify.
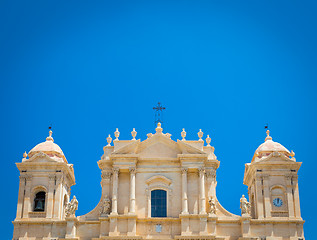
[14,130,75,225]
[243,130,304,239]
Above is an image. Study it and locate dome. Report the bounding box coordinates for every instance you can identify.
[28,130,67,163]
[253,130,290,162]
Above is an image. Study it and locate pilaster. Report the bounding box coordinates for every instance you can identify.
[262,175,271,218]
[22,175,32,218]
[46,174,55,218]
[255,177,264,219]
[16,175,26,219]
[286,175,295,218]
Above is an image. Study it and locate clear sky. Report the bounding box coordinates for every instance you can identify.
[1,1,316,239]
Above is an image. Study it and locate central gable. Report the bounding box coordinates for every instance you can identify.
[137,135,181,159]
[138,141,181,158]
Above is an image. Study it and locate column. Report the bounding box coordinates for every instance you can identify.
[46,175,55,218]
[292,176,301,218]
[199,168,206,214]
[262,175,271,218]
[286,175,295,218]
[255,177,264,219]
[129,167,136,214]
[181,168,189,214]
[16,176,26,219]
[22,175,32,218]
[111,167,119,214]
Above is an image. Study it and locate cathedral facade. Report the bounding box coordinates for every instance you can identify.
[13,123,305,240]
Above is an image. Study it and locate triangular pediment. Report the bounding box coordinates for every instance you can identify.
[257,152,296,163]
[25,152,57,163]
[137,134,181,158]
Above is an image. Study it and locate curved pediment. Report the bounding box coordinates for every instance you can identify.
[145,175,172,186]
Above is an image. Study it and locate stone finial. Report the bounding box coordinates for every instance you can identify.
[106,134,112,146]
[23,151,28,158]
[265,130,272,141]
[131,128,137,140]
[181,128,186,141]
[206,135,211,146]
[198,129,203,141]
[114,128,120,141]
[46,130,54,142]
[155,122,163,134]
[290,150,295,157]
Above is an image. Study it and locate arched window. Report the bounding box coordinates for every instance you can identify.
[151,189,167,217]
[34,191,46,212]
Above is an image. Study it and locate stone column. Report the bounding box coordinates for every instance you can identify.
[255,177,264,219]
[111,167,119,214]
[16,176,26,219]
[129,167,136,214]
[181,168,189,214]
[22,175,32,218]
[199,168,206,214]
[292,176,301,218]
[46,175,55,218]
[262,175,271,218]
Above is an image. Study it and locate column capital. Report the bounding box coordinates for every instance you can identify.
[129,167,136,174]
[112,167,119,175]
[205,168,216,180]
[102,171,112,180]
[261,175,269,180]
[20,174,32,181]
[198,167,205,175]
[181,167,188,174]
[49,174,55,181]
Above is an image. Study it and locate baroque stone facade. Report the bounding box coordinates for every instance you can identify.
[13,123,305,240]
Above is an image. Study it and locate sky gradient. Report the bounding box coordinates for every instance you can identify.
[1,1,317,238]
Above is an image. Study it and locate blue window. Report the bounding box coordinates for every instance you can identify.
[151,189,167,217]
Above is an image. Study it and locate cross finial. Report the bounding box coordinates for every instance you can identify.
[153,102,166,125]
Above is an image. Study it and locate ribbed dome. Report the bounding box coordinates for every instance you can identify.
[28,130,67,163]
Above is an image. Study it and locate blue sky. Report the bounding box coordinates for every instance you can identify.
[1,1,316,238]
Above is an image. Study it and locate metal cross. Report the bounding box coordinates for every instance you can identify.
[153,102,166,125]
